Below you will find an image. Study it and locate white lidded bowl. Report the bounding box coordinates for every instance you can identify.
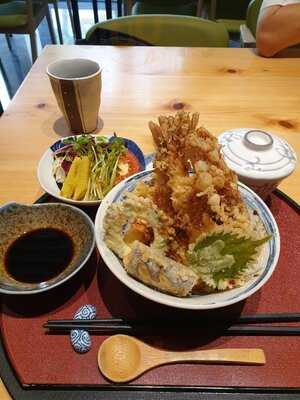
[218,128,297,200]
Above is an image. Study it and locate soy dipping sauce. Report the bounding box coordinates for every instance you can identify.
[4,228,74,284]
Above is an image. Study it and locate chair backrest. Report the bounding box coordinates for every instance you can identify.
[246,0,263,37]
[86,14,229,47]
[0,0,40,31]
[131,0,197,16]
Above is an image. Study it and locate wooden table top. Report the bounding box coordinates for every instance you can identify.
[0,45,299,205]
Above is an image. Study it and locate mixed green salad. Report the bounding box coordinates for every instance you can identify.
[52,135,141,201]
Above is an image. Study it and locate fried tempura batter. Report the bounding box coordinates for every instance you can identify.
[104,111,269,296]
[148,111,250,260]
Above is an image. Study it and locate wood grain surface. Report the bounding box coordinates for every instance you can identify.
[0,377,11,399]
[0,45,299,205]
[98,335,266,383]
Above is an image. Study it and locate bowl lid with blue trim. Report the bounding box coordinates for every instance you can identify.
[218,128,297,180]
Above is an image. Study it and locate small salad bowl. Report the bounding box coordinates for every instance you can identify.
[0,202,95,295]
[38,135,146,206]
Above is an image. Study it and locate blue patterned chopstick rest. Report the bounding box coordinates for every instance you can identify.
[70,329,91,353]
[74,304,97,320]
[70,304,97,353]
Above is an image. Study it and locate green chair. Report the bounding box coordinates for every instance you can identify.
[86,14,229,47]
[240,0,263,47]
[129,0,198,17]
[0,0,56,63]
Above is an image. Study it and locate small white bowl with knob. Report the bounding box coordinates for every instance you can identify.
[218,128,297,200]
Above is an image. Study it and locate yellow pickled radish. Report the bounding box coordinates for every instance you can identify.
[73,156,90,200]
[60,156,81,199]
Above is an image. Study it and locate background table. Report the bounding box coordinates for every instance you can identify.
[0,45,299,205]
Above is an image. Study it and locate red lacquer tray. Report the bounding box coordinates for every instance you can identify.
[0,190,299,390]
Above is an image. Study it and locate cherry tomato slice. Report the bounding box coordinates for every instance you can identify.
[116,150,141,183]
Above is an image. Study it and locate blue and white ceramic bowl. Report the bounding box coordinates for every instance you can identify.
[95,170,280,310]
[37,135,146,206]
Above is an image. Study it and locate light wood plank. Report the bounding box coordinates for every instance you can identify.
[0,46,299,204]
[0,377,11,400]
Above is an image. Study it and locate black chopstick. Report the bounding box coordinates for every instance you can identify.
[43,322,300,336]
[235,313,300,323]
[225,326,300,336]
[43,313,300,336]
[45,312,300,327]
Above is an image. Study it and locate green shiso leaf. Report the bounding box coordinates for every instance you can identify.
[188,231,271,287]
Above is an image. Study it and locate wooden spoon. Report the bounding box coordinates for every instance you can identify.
[98,334,266,383]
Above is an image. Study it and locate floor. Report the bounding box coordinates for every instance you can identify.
[0,3,241,111]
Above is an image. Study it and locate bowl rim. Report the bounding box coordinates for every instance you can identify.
[95,169,280,310]
[0,202,95,295]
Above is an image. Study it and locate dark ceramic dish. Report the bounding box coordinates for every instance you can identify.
[0,202,95,294]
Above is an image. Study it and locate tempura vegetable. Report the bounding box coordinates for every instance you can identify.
[104,192,172,259]
[123,241,198,297]
[188,231,271,290]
